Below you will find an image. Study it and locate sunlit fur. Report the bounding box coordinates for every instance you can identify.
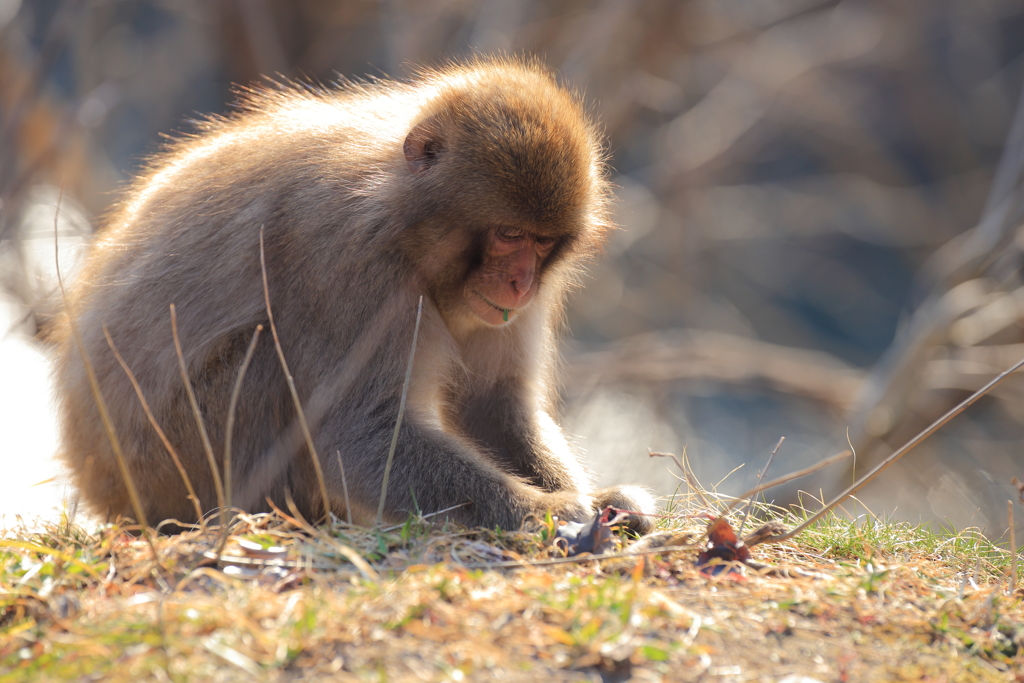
[54,57,655,531]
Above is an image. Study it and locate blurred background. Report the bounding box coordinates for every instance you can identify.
[3,0,1024,536]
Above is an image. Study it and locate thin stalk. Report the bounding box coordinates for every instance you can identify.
[170,303,226,528]
[726,449,852,514]
[1009,499,1017,593]
[737,436,784,537]
[103,326,203,525]
[376,296,424,525]
[223,325,263,518]
[53,190,157,558]
[259,227,331,522]
[215,324,263,558]
[336,450,352,526]
[765,356,1024,543]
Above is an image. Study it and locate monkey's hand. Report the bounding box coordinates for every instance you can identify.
[527,487,594,526]
[593,485,657,535]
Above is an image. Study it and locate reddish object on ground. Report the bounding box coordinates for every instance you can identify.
[697,517,751,575]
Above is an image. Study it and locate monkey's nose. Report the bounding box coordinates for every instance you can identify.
[511,273,533,296]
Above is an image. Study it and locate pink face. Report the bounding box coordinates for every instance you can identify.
[463,227,557,326]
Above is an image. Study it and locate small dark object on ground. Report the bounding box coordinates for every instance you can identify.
[555,506,634,556]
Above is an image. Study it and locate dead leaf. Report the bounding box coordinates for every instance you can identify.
[697,517,751,575]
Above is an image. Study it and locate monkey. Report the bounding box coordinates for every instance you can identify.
[54,57,656,534]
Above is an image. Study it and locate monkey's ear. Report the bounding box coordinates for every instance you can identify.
[404,117,446,174]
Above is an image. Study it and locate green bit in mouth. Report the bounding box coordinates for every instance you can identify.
[503,309,509,322]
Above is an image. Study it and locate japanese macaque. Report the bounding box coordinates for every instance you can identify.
[55,57,656,532]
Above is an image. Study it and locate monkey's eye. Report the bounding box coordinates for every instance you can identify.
[497,228,525,241]
[535,236,557,249]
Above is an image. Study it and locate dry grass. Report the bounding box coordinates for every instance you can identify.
[2,496,1022,682]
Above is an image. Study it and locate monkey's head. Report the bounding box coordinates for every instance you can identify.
[400,59,611,328]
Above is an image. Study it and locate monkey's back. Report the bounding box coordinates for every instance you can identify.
[55,88,405,517]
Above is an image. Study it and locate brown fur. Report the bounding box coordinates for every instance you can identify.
[54,57,656,532]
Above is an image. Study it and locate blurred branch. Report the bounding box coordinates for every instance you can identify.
[0,1,77,243]
[566,329,863,413]
[846,81,1024,464]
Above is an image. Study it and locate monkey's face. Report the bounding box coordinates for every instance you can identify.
[463,226,557,326]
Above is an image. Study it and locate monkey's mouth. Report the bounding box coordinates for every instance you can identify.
[471,290,514,322]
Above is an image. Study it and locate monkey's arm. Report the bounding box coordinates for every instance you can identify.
[453,378,591,494]
[451,380,658,533]
[320,410,591,529]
